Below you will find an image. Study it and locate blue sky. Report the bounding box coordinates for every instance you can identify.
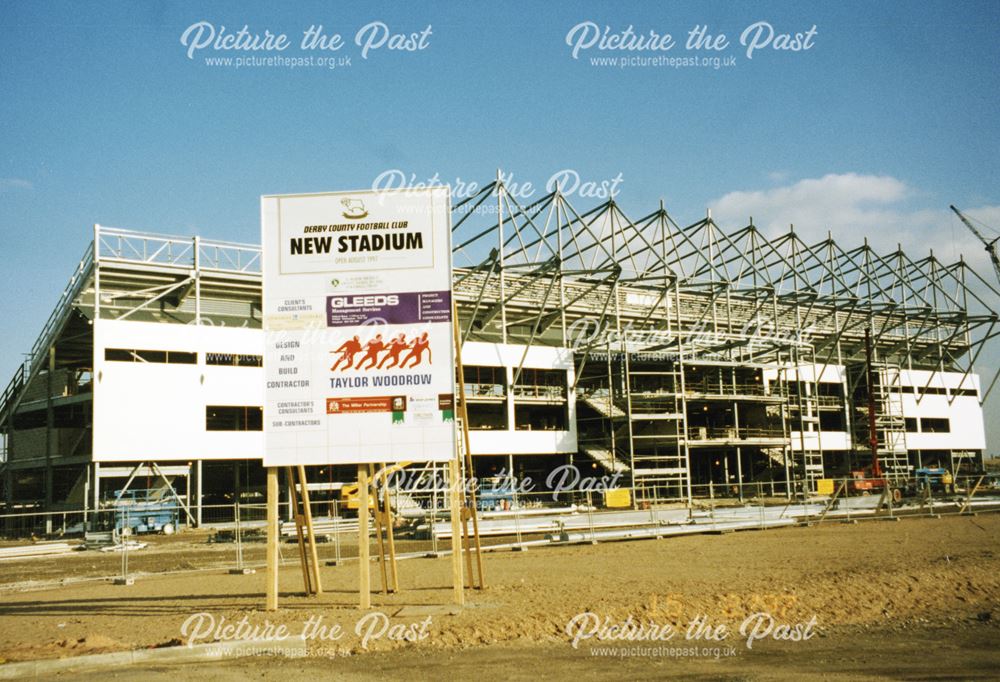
[1,1,999,444]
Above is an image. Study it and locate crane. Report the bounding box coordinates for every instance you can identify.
[950,204,1000,285]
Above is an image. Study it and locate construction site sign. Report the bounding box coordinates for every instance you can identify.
[261,187,456,465]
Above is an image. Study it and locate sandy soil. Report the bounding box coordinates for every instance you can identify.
[52,628,1000,682]
[0,514,998,679]
[0,528,530,589]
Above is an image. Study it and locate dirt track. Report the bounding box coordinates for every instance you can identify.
[1,514,998,679]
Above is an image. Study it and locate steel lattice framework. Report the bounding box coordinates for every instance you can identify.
[450,177,1000,403]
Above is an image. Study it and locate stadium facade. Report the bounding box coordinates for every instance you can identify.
[1,180,996,518]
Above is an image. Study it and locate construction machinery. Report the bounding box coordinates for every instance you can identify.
[339,461,412,513]
[475,476,518,511]
[848,327,904,503]
[105,488,180,535]
[951,204,1000,285]
[913,467,956,495]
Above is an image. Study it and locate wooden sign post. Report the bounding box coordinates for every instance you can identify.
[265,467,279,611]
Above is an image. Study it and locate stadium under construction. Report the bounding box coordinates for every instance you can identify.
[1,179,998,520]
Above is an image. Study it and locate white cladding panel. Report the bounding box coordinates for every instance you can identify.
[91,330,578,461]
[789,431,852,452]
[87,326,986,461]
[463,342,578,455]
[462,342,575,370]
[898,370,985,450]
[764,364,986,452]
[92,319,265,461]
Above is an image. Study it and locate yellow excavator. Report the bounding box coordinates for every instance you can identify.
[339,461,412,513]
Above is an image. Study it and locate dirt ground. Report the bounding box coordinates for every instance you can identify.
[0,514,998,679]
[51,628,1000,682]
[0,525,558,590]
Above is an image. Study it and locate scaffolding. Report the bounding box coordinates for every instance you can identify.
[848,361,910,481]
[451,176,1000,500]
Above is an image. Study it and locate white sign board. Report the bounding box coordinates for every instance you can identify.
[261,188,456,465]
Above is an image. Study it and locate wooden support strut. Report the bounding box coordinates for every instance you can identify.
[817,480,847,524]
[296,465,323,594]
[286,466,312,595]
[370,463,389,595]
[453,300,486,590]
[959,474,986,514]
[358,463,371,609]
[379,463,400,593]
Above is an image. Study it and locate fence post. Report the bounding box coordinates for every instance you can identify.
[587,490,597,544]
[431,468,439,555]
[229,500,255,575]
[235,502,242,569]
[115,507,133,586]
[513,494,524,549]
[334,499,342,565]
[709,481,717,531]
